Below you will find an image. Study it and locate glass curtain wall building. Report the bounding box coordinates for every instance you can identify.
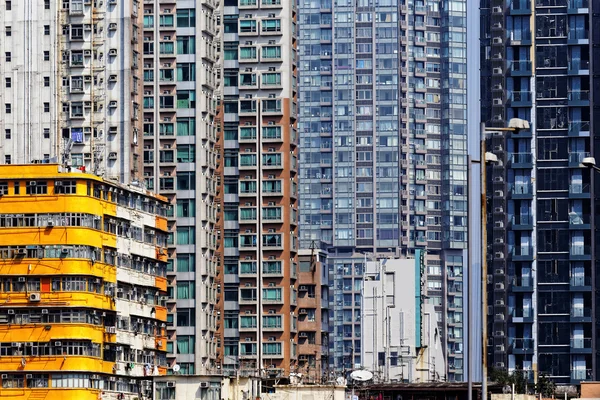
[481,0,597,384]
[298,0,469,381]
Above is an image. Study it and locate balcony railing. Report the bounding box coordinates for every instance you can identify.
[569,152,591,165]
[569,183,590,195]
[571,338,592,349]
[511,246,533,257]
[511,153,532,164]
[568,91,590,101]
[571,369,593,380]
[510,338,534,349]
[510,91,532,102]
[511,215,533,225]
[571,308,591,318]
[570,275,591,286]
[570,245,590,256]
[510,60,532,72]
[510,183,533,195]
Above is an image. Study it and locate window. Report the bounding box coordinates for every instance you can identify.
[25,181,48,195]
[176,63,195,81]
[176,254,195,272]
[176,308,195,326]
[5,26,11,37]
[176,336,195,354]
[176,145,195,163]
[5,52,10,62]
[5,104,10,114]
[43,128,50,139]
[27,374,49,388]
[177,172,195,190]
[44,103,50,113]
[176,227,195,245]
[4,77,9,88]
[263,342,282,355]
[4,130,10,139]
[0,182,7,195]
[176,9,196,27]
[262,46,281,59]
[176,90,196,108]
[70,102,84,118]
[43,51,50,61]
[44,25,50,35]
[177,117,195,136]
[44,0,50,9]
[6,1,11,10]
[176,281,195,299]
[177,36,195,54]
[2,374,24,388]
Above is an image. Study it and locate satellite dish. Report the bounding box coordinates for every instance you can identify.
[173,364,181,373]
[502,385,512,394]
[350,370,373,382]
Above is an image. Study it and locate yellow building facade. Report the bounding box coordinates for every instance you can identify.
[0,164,169,400]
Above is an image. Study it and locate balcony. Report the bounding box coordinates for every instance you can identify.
[569,183,590,198]
[508,91,532,107]
[509,60,532,76]
[511,276,533,292]
[570,338,592,353]
[568,29,589,45]
[571,307,591,321]
[569,244,591,260]
[569,152,591,167]
[571,369,592,382]
[570,275,591,288]
[568,90,590,106]
[569,212,591,229]
[510,183,533,199]
[568,121,590,137]
[511,246,533,261]
[510,0,531,14]
[568,60,590,75]
[509,152,533,168]
[568,0,589,12]
[510,338,534,354]
[510,214,533,230]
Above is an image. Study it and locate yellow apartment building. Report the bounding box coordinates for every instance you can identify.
[0,164,169,400]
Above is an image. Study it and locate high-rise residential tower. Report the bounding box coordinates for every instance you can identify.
[141,0,222,375]
[0,0,143,182]
[298,0,469,381]
[481,0,597,385]
[220,0,302,379]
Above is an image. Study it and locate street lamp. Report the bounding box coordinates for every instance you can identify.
[476,118,528,400]
[581,157,600,172]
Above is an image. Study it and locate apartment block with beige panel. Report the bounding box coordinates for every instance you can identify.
[0,164,168,400]
[221,0,299,380]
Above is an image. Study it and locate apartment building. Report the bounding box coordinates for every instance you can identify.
[298,0,469,380]
[0,0,143,182]
[361,254,446,382]
[481,0,597,384]
[0,164,168,400]
[141,0,222,376]
[297,248,330,382]
[220,0,300,379]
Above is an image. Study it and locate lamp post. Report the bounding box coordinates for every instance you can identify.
[478,119,529,400]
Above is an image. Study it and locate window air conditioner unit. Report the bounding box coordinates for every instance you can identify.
[109,23,117,30]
